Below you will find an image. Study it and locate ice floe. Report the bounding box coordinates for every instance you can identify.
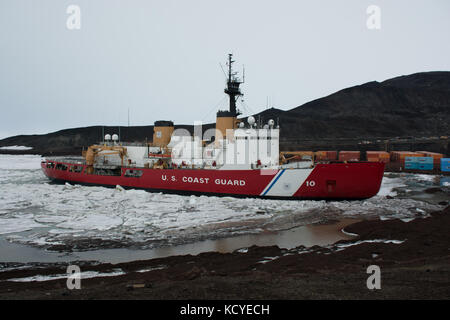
[0,215,44,235]
[0,155,445,251]
[376,175,406,197]
[0,154,43,170]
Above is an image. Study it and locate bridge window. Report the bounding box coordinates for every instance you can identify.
[55,163,68,171]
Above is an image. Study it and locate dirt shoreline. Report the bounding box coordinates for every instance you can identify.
[0,206,449,300]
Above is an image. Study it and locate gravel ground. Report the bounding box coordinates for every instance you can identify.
[0,206,449,300]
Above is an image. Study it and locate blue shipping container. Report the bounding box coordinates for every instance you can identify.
[441,158,450,172]
[405,157,433,170]
[405,157,431,163]
[418,157,433,164]
[405,162,418,169]
[417,163,433,170]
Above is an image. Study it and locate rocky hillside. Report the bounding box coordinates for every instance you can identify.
[1,71,449,155]
[252,71,450,139]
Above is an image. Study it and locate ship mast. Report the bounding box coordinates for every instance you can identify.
[215,54,243,141]
[224,53,243,116]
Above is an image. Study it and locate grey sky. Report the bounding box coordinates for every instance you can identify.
[0,0,449,139]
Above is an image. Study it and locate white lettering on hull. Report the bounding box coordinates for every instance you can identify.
[182,176,210,184]
[214,179,246,186]
[161,175,245,186]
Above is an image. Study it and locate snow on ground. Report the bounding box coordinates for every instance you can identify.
[0,146,33,151]
[4,269,125,282]
[0,155,446,251]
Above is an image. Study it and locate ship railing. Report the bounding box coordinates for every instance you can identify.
[45,157,86,165]
[98,141,149,147]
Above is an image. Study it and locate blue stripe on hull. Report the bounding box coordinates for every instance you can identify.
[262,169,285,196]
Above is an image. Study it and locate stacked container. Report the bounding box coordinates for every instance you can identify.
[441,158,450,172]
[366,151,390,163]
[404,157,433,170]
[390,151,424,166]
[315,151,327,161]
[416,151,444,168]
[326,151,338,160]
[338,151,360,162]
[315,151,338,161]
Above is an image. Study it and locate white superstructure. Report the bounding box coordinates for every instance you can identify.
[167,120,280,170]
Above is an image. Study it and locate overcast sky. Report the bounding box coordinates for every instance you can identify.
[0,0,449,139]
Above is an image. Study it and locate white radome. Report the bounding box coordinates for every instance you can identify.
[104,134,111,141]
[247,116,255,125]
[112,134,119,141]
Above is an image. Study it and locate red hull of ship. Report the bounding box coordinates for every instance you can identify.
[41,160,384,200]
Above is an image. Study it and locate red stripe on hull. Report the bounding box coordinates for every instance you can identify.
[294,162,384,199]
[40,161,384,199]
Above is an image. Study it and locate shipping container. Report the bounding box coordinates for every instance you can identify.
[417,163,433,170]
[405,157,433,163]
[314,151,327,160]
[326,151,338,160]
[416,151,444,159]
[405,163,418,169]
[315,151,338,161]
[405,157,433,170]
[366,151,390,163]
[339,151,360,162]
[441,158,450,172]
[416,151,444,167]
[390,151,425,167]
[404,162,418,170]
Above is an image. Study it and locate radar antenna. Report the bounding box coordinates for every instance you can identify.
[224,53,243,116]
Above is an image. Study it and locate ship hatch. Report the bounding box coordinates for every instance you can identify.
[327,180,336,193]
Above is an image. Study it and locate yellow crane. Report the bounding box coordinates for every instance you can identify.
[83,145,128,173]
[279,151,314,165]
